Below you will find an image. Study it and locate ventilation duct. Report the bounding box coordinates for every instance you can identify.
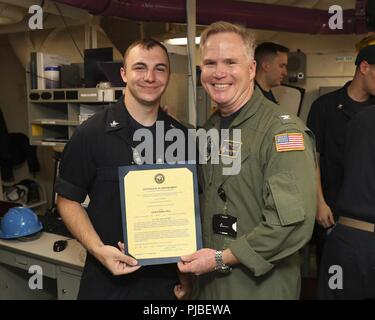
[53,0,369,34]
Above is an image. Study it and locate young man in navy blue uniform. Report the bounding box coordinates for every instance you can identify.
[318,105,375,299]
[307,45,375,271]
[55,39,190,299]
[254,42,289,104]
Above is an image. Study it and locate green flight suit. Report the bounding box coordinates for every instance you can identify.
[197,87,317,300]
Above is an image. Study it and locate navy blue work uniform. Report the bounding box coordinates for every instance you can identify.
[255,80,278,104]
[55,97,190,299]
[318,105,375,299]
[307,82,375,268]
[307,82,375,213]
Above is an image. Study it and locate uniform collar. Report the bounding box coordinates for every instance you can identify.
[255,80,269,95]
[105,97,135,145]
[207,85,264,128]
[337,81,375,117]
[105,97,172,144]
[105,97,131,132]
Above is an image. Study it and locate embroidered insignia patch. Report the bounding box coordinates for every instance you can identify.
[110,120,119,128]
[275,133,305,152]
[219,140,242,158]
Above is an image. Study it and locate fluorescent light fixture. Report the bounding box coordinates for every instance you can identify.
[165,37,201,45]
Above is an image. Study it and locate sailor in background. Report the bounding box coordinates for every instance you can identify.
[254,42,289,104]
[307,45,375,273]
[318,105,375,299]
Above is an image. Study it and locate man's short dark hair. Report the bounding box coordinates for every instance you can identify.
[123,38,170,69]
[355,44,375,66]
[254,42,289,67]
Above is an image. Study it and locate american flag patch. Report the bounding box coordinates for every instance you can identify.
[275,133,305,152]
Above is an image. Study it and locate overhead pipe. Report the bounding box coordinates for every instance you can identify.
[53,0,369,34]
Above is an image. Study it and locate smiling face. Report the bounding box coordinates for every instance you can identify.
[121,44,170,108]
[200,32,256,115]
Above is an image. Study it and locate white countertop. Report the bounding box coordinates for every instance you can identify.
[0,232,86,269]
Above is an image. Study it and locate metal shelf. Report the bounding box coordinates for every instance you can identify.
[28,87,124,147]
[31,140,68,147]
[32,119,80,126]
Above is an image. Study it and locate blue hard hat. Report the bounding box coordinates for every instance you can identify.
[0,207,43,239]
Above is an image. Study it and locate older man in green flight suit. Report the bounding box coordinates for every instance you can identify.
[177,21,317,300]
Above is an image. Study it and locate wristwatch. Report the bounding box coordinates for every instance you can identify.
[215,250,232,273]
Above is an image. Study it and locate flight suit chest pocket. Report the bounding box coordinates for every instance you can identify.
[267,171,305,226]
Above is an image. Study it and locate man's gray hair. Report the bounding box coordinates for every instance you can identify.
[199,21,255,58]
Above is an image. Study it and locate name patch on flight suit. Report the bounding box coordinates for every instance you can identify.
[275,133,305,152]
[219,140,242,158]
[213,214,237,237]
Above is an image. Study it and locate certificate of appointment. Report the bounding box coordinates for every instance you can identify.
[118,164,202,266]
